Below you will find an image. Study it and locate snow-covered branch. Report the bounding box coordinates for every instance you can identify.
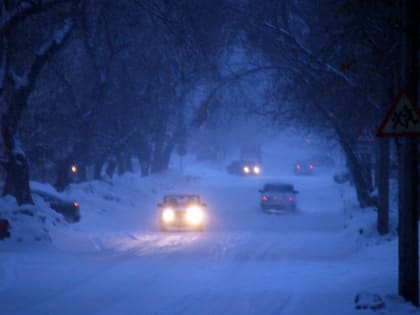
[9,69,29,90]
[0,0,73,32]
[263,15,382,110]
[0,1,32,31]
[195,65,296,126]
[6,18,73,91]
[266,20,359,88]
[37,18,73,56]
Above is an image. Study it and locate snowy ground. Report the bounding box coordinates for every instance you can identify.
[0,143,419,315]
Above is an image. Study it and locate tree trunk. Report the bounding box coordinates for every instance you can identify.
[161,143,174,171]
[1,111,33,205]
[0,16,73,204]
[340,138,376,208]
[151,144,163,174]
[125,155,133,173]
[117,153,126,175]
[138,154,150,177]
[151,150,173,174]
[312,103,376,208]
[93,156,106,180]
[2,148,33,205]
[54,158,73,192]
[376,139,389,234]
[105,158,117,178]
[93,161,103,180]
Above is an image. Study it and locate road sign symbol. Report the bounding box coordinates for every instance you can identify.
[377,90,420,137]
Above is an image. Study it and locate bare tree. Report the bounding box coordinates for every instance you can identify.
[0,1,75,204]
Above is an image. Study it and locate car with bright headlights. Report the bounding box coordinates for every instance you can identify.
[158,194,206,231]
[259,182,298,212]
[227,159,261,176]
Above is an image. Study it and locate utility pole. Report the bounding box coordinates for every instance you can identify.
[398,0,419,306]
[377,0,419,306]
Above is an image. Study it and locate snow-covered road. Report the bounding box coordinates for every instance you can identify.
[0,167,406,315]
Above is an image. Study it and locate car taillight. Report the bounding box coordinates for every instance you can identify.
[288,196,294,202]
[74,202,79,208]
[309,164,314,169]
[296,164,301,169]
[262,195,268,201]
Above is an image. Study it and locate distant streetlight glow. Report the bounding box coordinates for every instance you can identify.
[71,165,78,173]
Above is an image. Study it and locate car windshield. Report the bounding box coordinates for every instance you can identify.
[242,160,259,165]
[263,184,294,192]
[164,195,200,205]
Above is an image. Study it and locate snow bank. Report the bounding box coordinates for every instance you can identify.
[0,194,64,244]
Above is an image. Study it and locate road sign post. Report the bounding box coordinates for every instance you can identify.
[377,91,419,306]
[376,0,419,306]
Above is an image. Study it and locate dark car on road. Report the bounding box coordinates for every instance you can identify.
[293,160,315,175]
[158,194,206,231]
[259,182,298,212]
[32,189,81,222]
[227,160,261,176]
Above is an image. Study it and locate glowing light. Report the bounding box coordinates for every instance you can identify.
[243,166,250,173]
[309,164,314,169]
[162,209,175,222]
[186,206,203,225]
[288,196,294,202]
[262,195,268,201]
[71,165,78,173]
[253,166,260,174]
[296,164,301,169]
[73,202,79,208]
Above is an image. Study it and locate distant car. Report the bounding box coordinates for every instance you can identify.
[158,194,207,231]
[227,160,261,176]
[293,161,315,175]
[32,189,81,222]
[259,182,298,212]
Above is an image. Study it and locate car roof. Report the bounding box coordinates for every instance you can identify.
[262,183,295,192]
[31,186,76,203]
[31,188,62,200]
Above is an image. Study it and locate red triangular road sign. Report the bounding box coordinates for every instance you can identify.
[377,90,420,137]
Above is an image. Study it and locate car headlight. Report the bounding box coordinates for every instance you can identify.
[162,208,175,222]
[253,166,260,174]
[243,166,250,173]
[186,206,203,225]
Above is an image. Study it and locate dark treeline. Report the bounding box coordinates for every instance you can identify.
[0,0,403,211]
